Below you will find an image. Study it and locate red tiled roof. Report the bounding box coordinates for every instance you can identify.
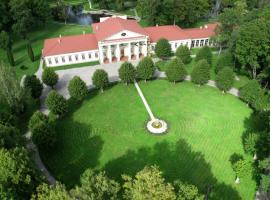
[92,17,147,41]
[183,23,218,39]
[43,34,98,57]
[144,25,190,42]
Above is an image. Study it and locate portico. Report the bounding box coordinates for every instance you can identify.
[99,39,148,64]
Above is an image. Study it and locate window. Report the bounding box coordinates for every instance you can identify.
[95,52,98,58]
[82,54,85,60]
[205,39,209,46]
[69,56,72,62]
[200,40,204,47]
[62,56,65,63]
[88,53,92,59]
[55,57,58,64]
[175,43,177,49]
[152,45,155,51]
[48,58,52,65]
[75,55,79,61]
[195,40,199,47]
[191,40,195,48]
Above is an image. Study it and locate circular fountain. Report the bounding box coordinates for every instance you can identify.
[147,118,168,135]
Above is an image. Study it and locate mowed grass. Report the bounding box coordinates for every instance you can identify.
[0,22,92,79]
[41,80,256,199]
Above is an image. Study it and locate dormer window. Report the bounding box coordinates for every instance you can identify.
[121,32,126,37]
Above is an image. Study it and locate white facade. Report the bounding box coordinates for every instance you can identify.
[45,49,99,67]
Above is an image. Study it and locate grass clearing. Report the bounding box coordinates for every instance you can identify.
[41,80,256,199]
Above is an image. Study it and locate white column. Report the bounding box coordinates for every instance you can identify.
[142,40,147,57]
[99,45,104,64]
[116,44,120,61]
[107,45,112,62]
[134,44,139,59]
[128,43,131,60]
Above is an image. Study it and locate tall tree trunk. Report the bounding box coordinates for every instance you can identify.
[218,45,222,55]
[252,67,257,79]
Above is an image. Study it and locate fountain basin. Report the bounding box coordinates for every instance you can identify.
[147,119,168,134]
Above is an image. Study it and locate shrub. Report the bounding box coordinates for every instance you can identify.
[252,90,270,111]
[239,80,261,105]
[32,121,56,148]
[191,59,210,85]
[155,38,172,59]
[45,90,68,116]
[92,69,109,92]
[165,58,187,83]
[232,159,252,179]
[118,62,136,84]
[136,57,156,81]
[42,68,58,88]
[216,67,234,92]
[24,75,43,99]
[215,52,233,74]
[0,123,21,149]
[175,46,192,64]
[68,76,88,101]
[243,133,259,155]
[28,111,48,131]
[195,46,212,65]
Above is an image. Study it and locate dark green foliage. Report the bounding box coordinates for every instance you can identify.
[191,59,210,85]
[0,147,41,199]
[261,175,270,195]
[24,75,43,99]
[216,67,234,92]
[45,90,68,116]
[31,182,72,200]
[118,62,136,84]
[175,46,192,64]
[71,169,120,200]
[239,80,261,105]
[32,121,56,149]
[92,69,109,92]
[68,76,88,101]
[136,57,156,81]
[155,38,172,59]
[243,133,259,155]
[7,49,15,67]
[232,158,252,178]
[0,31,15,66]
[165,58,187,83]
[252,90,270,111]
[0,112,17,127]
[0,123,21,149]
[27,42,35,62]
[215,53,234,74]
[42,68,58,88]
[195,46,212,65]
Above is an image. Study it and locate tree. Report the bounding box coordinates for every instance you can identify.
[122,165,176,200]
[92,69,109,92]
[71,169,120,200]
[261,175,270,195]
[31,182,72,200]
[24,75,43,99]
[155,38,172,59]
[0,123,21,149]
[0,64,29,113]
[215,52,233,74]
[32,121,56,148]
[68,76,88,101]
[234,19,270,79]
[55,0,70,24]
[165,58,187,83]
[239,80,261,105]
[0,31,15,66]
[243,133,259,159]
[174,181,204,200]
[232,158,251,183]
[195,46,212,65]
[118,62,136,85]
[0,147,41,199]
[45,90,68,116]
[136,57,156,82]
[42,68,58,88]
[252,90,270,111]
[175,46,192,64]
[27,41,35,62]
[191,59,210,85]
[216,67,234,92]
[28,111,48,131]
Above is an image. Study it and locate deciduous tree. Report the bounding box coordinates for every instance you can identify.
[165,58,187,83]
[136,57,156,82]
[155,38,172,59]
[45,91,68,116]
[92,69,109,92]
[175,46,192,64]
[42,68,58,88]
[119,62,136,85]
[195,46,212,65]
[191,59,210,85]
[216,67,234,92]
[68,76,88,101]
[24,75,43,99]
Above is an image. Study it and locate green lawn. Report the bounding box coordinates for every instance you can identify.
[48,61,100,71]
[41,80,256,199]
[0,22,92,80]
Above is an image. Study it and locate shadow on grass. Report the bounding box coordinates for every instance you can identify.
[40,119,104,188]
[103,139,241,200]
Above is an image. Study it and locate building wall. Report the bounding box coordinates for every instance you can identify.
[45,49,99,67]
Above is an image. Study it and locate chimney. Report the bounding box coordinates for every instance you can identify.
[156,24,159,27]
[58,35,62,44]
[204,25,208,29]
